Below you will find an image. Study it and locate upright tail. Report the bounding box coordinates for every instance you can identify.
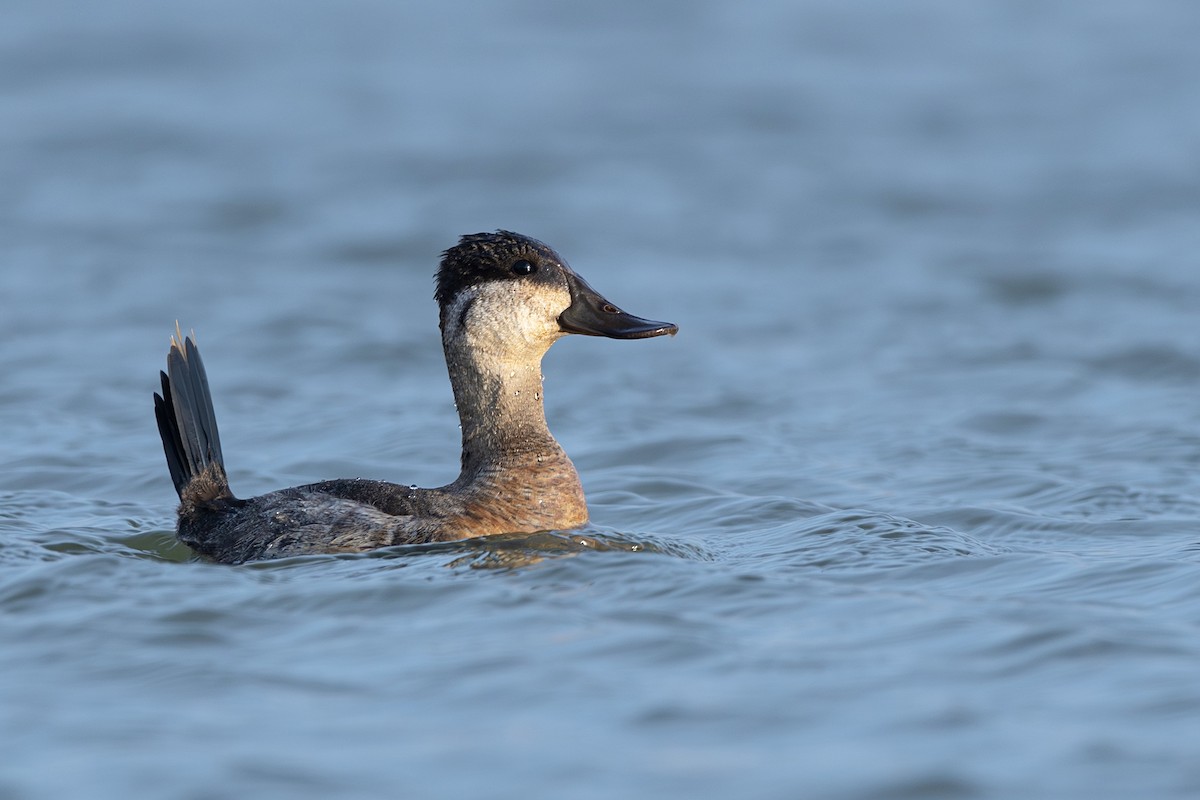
[153,326,233,504]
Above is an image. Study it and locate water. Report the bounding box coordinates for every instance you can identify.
[3,1,1200,797]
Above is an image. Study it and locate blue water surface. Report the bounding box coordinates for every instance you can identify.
[3,1,1200,798]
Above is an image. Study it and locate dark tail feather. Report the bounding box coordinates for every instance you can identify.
[153,326,231,502]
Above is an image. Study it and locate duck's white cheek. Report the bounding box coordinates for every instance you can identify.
[464,282,569,344]
[528,290,575,342]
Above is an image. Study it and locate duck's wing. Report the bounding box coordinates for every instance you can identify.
[299,478,424,516]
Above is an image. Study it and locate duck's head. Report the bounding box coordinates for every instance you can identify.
[436,230,678,349]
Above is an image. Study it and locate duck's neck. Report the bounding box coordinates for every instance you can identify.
[442,333,579,488]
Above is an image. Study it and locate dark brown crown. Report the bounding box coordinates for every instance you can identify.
[435,230,566,307]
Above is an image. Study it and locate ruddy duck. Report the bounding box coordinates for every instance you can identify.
[154,230,677,563]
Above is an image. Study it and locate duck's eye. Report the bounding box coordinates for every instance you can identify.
[511,259,536,276]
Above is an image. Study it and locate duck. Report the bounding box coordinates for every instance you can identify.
[153,230,678,563]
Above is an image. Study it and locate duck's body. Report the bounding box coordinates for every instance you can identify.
[154,231,676,563]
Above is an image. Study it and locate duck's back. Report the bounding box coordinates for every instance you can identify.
[177,481,431,563]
